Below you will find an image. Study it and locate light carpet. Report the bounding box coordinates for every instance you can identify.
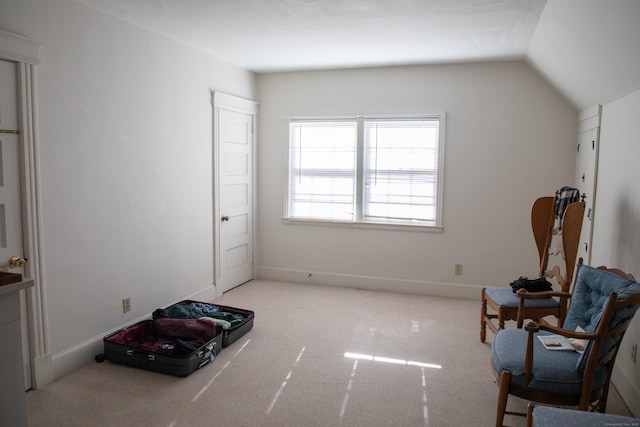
[26,280,633,426]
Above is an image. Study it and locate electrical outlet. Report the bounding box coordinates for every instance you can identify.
[122,297,131,313]
[455,264,463,276]
[632,344,638,364]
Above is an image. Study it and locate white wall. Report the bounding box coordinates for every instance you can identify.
[255,62,577,298]
[592,89,640,416]
[0,0,255,383]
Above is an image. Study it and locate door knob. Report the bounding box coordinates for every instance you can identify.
[9,256,27,268]
[221,216,230,222]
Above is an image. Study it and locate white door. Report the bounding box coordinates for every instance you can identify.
[215,103,255,294]
[575,105,601,265]
[0,58,31,389]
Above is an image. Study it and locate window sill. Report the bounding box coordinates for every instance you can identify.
[282,218,444,233]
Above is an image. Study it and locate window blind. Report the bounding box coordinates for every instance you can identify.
[363,119,439,223]
[288,121,357,220]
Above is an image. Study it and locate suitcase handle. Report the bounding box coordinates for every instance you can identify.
[198,346,217,369]
[197,346,217,370]
[126,349,156,361]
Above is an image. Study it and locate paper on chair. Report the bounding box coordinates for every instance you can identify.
[538,334,576,350]
[538,327,586,352]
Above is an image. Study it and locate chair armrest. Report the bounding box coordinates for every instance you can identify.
[524,322,536,383]
[515,289,572,328]
[526,321,598,341]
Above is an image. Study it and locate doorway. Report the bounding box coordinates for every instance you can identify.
[0,29,45,390]
[212,92,257,295]
[0,58,31,389]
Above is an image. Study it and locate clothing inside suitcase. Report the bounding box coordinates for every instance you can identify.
[154,300,254,347]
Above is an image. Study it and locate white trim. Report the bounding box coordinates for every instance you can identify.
[282,217,444,232]
[256,265,480,300]
[212,91,258,114]
[284,113,442,120]
[32,353,52,388]
[18,63,51,388]
[435,114,446,227]
[578,104,602,133]
[0,30,41,65]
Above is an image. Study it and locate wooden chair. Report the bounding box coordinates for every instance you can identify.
[480,196,585,342]
[491,265,640,427]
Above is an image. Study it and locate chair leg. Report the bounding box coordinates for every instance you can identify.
[496,370,511,427]
[481,289,487,342]
[526,404,534,427]
[498,307,506,330]
[596,383,610,413]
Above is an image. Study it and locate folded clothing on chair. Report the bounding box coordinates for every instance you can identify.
[509,276,553,293]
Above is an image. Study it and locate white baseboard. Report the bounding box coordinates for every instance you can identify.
[612,364,640,417]
[45,285,217,386]
[32,352,52,389]
[188,285,218,304]
[51,334,108,383]
[256,265,482,300]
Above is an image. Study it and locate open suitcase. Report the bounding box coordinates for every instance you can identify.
[103,318,220,377]
[155,300,254,348]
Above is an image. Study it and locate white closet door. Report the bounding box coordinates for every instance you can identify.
[213,92,257,295]
[574,105,601,265]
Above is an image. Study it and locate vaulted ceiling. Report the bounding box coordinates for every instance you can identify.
[75,0,640,110]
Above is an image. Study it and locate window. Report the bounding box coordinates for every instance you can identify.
[286,114,445,228]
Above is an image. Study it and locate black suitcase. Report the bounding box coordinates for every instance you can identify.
[103,318,220,377]
[156,300,254,348]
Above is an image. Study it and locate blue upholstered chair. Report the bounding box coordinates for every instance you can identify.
[527,405,640,427]
[481,197,585,342]
[491,264,640,427]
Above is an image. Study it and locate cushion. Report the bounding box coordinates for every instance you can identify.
[485,287,559,309]
[564,265,640,372]
[492,328,608,394]
[532,405,640,427]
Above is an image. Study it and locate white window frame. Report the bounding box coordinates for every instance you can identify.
[283,114,446,231]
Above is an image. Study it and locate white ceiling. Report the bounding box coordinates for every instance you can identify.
[75,0,640,110]
[75,0,546,73]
